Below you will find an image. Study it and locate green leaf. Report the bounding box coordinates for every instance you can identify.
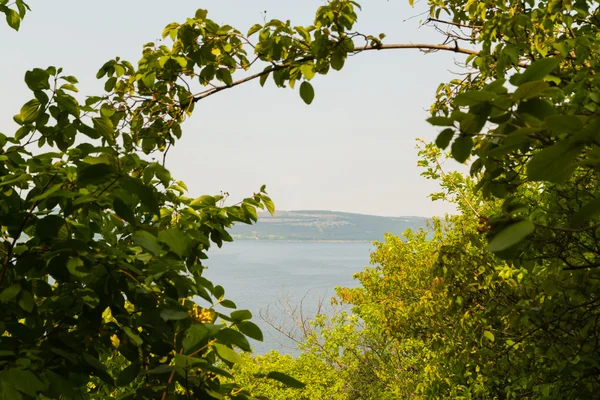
[162,22,180,39]
[132,231,162,256]
[216,68,233,85]
[247,24,262,36]
[77,163,113,186]
[435,128,454,150]
[571,198,600,227]
[92,117,115,141]
[266,371,306,388]
[146,364,179,375]
[213,285,225,300]
[158,228,189,258]
[544,115,584,135]
[526,142,582,183]
[300,63,315,81]
[213,343,242,364]
[453,90,495,106]
[511,58,560,85]
[230,309,252,322]
[237,321,263,341]
[488,220,535,252]
[220,299,237,308]
[216,328,251,352]
[76,288,100,308]
[29,183,62,202]
[18,291,34,313]
[123,326,143,346]
[113,197,136,225]
[183,324,212,353]
[36,215,64,240]
[160,309,190,321]
[331,49,345,71]
[56,94,80,117]
[513,80,549,101]
[5,9,20,30]
[116,362,141,387]
[19,99,41,122]
[427,117,454,127]
[82,353,114,385]
[4,368,45,397]
[483,330,495,342]
[0,283,21,303]
[262,195,275,216]
[299,81,315,105]
[451,136,473,163]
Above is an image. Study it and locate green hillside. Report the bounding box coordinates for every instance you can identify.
[230,210,429,241]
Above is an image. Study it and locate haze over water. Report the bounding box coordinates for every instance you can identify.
[204,241,374,354]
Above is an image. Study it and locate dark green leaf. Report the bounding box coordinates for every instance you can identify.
[160,309,190,321]
[117,362,141,387]
[571,198,600,227]
[0,283,21,303]
[435,129,454,149]
[123,326,143,346]
[113,197,136,225]
[454,90,495,106]
[216,328,251,351]
[4,368,45,397]
[544,115,584,135]
[266,371,306,388]
[451,136,473,163]
[36,215,64,240]
[427,117,454,127]
[82,353,114,385]
[331,49,345,71]
[77,163,113,186]
[237,321,263,341]
[220,299,237,309]
[18,291,34,313]
[299,81,315,105]
[230,309,252,322]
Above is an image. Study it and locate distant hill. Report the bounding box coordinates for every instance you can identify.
[230,210,429,242]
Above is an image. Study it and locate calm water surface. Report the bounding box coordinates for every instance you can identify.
[203,241,373,354]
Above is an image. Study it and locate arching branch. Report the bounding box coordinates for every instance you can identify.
[191,43,479,103]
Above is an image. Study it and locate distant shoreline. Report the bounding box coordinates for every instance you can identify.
[232,238,373,243]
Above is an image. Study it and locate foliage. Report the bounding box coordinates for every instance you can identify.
[335,144,600,398]
[0,0,28,31]
[231,351,343,400]
[0,4,308,400]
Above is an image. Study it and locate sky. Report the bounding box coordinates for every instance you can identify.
[0,0,471,217]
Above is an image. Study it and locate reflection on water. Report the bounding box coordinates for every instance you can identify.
[203,241,374,354]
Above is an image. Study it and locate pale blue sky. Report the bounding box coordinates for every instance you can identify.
[0,0,469,217]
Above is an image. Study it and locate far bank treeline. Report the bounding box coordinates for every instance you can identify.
[1,0,599,399]
[230,210,428,241]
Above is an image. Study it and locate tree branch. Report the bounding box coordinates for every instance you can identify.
[191,43,479,103]
[352,42,479,56]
